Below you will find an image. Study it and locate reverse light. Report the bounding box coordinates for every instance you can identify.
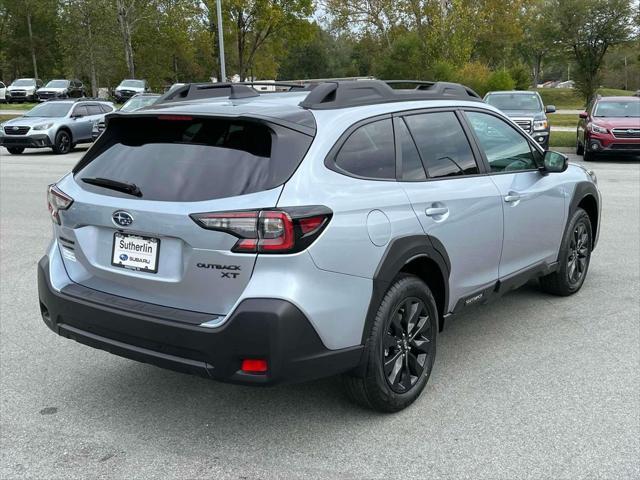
[589,123,608,134]
[191,206,331,254]
[533,120,548,131]
[47,184,73,224]
[241,358,268,373]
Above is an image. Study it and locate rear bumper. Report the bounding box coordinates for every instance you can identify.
[38,256,362,385]
[0,134,52,148]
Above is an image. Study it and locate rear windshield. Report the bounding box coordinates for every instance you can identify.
[74,116,313,202]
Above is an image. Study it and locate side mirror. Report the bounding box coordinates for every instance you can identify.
[545,105,556,114]
[71,113,82,119]
[579,111,589,119]
[542,151,568,173]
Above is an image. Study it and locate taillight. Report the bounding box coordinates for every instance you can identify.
[47,184,73,224]
[191,206,331,254]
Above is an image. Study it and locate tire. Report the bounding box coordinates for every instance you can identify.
[7,147,25,154]
[583,150,595,161]
[52,130,72,155]
[539,208,592,296]
[343,274,438,412]
[576,135,584,155]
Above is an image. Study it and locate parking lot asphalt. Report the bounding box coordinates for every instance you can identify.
[1,145,638,480]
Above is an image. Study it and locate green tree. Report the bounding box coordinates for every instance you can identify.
[486,69,516,91]
[455,62,491,96]
[223,0,313,79]
[518,0,558,88]
[553,0,633,102]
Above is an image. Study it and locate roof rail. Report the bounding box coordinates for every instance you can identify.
[155,81,311,104]
[298,80,481,110]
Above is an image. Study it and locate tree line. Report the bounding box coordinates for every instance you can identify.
[0,0,638,102]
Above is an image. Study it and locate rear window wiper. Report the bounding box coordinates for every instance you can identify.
[81,177,142,197]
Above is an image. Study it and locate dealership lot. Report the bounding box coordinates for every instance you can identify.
[0,146,638,479]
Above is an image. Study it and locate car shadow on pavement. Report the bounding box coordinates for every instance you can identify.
[61,281,555,432]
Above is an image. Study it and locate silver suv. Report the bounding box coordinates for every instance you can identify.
[0,99,115,154]
[6,78,43,102]
[37,80,601,412]
[484,90,555,149]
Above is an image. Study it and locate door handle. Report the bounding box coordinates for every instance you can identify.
[425,207,449,217]
[504,192,521,203]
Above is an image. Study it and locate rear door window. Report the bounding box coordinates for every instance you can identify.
[404,112,479,178]
[334,119,395,180]
[74,116,312,202]
[86,105,103,116]
[72,105,89,117]
[396,118,426,181]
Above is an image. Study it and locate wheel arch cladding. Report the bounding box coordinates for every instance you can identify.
[570,182,599,250]
[362,235,450,345]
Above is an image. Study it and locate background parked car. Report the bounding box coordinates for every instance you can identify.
[6,78,43,102]
[0,99,115,154]
[37,79,85,101]
[91,93,160,140]
[577,95,640,160]
[0,81,6,103]
[113,79,149,102]
[484,90,555,149]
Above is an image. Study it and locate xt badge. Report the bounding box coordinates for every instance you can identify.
[197,263,241,279]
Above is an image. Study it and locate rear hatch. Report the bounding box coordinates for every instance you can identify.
[54,113,313,316]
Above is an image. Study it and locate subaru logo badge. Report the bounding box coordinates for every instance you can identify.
[112,210,134,227]
[12,126,18,131]
[119,253,129,261]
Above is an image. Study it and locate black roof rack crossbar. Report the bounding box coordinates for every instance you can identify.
[155,81,314,104]
[298,79,482,110]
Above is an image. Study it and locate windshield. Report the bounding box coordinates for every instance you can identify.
[24,102,72,118]
[12,79,36,87]
[594,101,640,117]
[485,93,542,111]
[120,96,159,112]
[119,80,144,88]
[45,80,70,88]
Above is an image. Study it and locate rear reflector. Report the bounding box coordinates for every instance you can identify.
[191,206,332,254]
[241,359,268,373]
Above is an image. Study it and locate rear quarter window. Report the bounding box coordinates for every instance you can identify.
[332,118,396,180]
[74,116,313,202]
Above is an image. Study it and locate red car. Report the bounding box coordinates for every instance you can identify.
[577,96,640,161]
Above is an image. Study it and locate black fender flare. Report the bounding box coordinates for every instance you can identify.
[361,235,451,346]
[567,181,600,250]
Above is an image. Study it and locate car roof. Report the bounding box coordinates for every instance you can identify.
[132,88,499,135]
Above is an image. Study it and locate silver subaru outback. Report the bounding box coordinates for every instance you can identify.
[37,80,601,412]
[1,99,115,154]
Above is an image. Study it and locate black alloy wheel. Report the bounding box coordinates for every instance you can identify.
[566,221,590,286]
[383,297,433,393]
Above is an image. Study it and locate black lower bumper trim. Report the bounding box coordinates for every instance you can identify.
[38,256,362,385]
[1,134,52,148]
